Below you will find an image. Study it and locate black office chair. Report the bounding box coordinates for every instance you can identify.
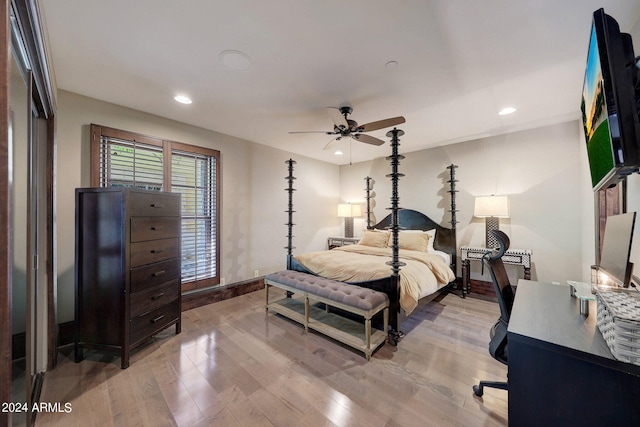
[473,230,515,397]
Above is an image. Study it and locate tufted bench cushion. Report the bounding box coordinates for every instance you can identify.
[264,270,389,360]
[265,270,388,312]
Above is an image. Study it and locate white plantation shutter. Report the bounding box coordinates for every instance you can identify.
[92,125,220,290]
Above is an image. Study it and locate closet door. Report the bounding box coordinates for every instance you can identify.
[1,1,54,425]
[9,35,32,427]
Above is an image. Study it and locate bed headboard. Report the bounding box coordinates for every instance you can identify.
[373,208,457,269]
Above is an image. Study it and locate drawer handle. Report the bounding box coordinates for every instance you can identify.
[150,226,164,231]
[150,249,165,254]
[151,292,165,301]
[150,203,164,208]
[151,315,165,323]
[152,270,166,277]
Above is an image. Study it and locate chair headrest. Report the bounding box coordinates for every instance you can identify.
[488,230,510,260]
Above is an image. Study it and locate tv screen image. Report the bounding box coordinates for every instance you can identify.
[582,24,615,189]
[580,9,640,191]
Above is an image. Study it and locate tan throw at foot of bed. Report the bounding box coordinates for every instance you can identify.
[264,270,389,360]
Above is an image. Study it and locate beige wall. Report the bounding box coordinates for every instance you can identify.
[56,90,340,322]
[56,89,604,321]
[339,120,596,285]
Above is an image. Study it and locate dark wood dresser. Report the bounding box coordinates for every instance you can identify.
[74,187,182,368]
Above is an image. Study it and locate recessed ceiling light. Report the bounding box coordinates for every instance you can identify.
[220,50,252,71]
[174,95,192,104]
[498,107,517,115]
[334,150,343,156]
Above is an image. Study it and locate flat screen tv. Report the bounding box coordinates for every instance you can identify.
[581,9,640,191]
[599,212,636,287]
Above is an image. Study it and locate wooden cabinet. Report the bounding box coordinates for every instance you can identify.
[74,187,181,368]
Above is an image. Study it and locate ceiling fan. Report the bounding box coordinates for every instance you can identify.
[289,106,406,150]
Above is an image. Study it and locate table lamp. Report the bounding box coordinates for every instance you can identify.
[474,195,510,248]
[337,203,362,238]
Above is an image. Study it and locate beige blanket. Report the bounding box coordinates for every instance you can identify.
[294,245,455,315]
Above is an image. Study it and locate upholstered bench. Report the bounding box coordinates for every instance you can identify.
[264,270,389,360]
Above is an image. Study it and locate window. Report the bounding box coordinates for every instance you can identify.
[91,124,220,291]
[97,135,164,190]
[170,145,218,288]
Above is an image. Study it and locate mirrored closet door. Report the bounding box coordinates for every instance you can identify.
[10,34,31,427]
[10,20,47,427]
[7,1,55,425]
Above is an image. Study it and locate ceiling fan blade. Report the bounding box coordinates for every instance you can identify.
[323,136,342,151]
[288,131,335,134]
[326,107,349,130]
[352,133,385,146]
[359,116,406,132]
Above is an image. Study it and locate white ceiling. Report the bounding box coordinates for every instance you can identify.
[40,0,640,165]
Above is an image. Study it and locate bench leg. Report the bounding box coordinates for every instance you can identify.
[383,307,389,343]
[304,295,309,333]
[264,284,269,310]
[365,317,371,356]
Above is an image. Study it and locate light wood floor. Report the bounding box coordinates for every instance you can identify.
[36,289,508,427]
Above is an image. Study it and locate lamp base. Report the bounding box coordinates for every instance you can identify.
[486,217,499,248]
[344,217,354,238]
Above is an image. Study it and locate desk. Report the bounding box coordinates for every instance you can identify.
[508,280,640,426]
[460,246,532,297]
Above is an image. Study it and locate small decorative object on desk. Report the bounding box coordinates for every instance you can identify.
[596,288,640,366]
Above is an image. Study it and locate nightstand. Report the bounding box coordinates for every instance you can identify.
[460,246,532,298]
[328,236,360,249]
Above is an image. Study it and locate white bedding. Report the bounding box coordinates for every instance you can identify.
[293,244,456,315]
[429,250,451,272]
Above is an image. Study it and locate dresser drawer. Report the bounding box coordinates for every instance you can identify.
[130,192,180,217]
[130,258,181,293]
[130,281,180,318]
[130,302,179,346]
[130,238,179,267]
[130,217,180,242]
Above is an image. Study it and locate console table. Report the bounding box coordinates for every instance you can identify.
[460,246,532,297]
[508,280,640,426]
[327,236,360,249]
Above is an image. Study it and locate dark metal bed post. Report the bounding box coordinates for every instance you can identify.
[285,159,297,269]
[446,164,459,273]
[386,128,406,343]
[364,176,373,230]
[385,128,406,276]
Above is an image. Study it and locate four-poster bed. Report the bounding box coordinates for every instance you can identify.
[280,129,459,343]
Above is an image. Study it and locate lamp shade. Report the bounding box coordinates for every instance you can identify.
[474,196,510,218]
[337,203,362,218]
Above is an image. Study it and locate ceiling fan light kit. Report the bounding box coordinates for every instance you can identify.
[289,106,406,151]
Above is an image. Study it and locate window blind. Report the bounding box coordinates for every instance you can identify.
[99,136,164,190]
[171,149,217,284]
